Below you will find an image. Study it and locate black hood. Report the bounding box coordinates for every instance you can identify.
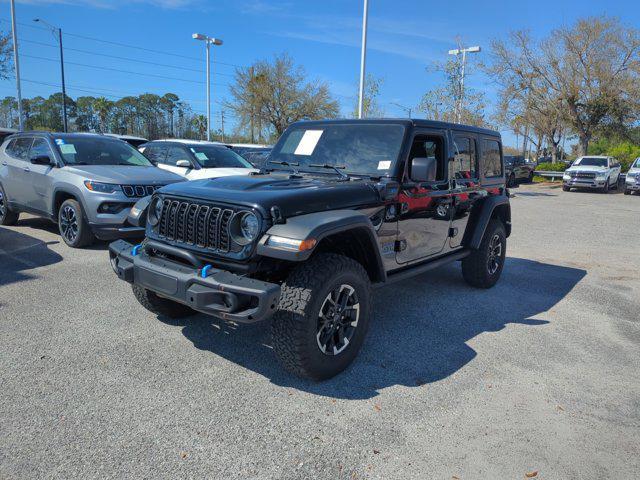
[158,173,381,217]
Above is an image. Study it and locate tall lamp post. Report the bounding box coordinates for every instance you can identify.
[34,18,68,132]
[357,0,369,119]
[192,33,223,141]
[448,45,480,123]
[10,0,23,130]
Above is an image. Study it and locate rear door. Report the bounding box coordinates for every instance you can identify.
[2,137,33,207]
[396,128,452,264]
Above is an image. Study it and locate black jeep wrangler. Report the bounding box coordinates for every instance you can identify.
[109,120,510,380]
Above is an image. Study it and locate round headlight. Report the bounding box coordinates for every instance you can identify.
[230,211,260,245]
[240,212,259,241]
[148,196,163,226]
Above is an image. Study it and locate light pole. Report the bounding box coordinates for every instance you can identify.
[34,18,68,132]
[448,45,480,123]
[192,33,223,141]
[10,0,23,130]
[390,102,412,118]
[357,0,369,119]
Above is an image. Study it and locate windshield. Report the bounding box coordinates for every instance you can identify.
[189,146,253,169]
[574,157,608,167]
[269,123,406,176]
[633,158,640,169]
[55,137,152,166]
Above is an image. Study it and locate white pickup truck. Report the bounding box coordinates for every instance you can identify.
[562,156,621,193]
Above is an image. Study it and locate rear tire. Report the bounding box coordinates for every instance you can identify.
[507,173,516,188]
[624,188,630,195]
[58,199,95,248]
[0,185,19,226]
[271,253,371,380]
[528,171,534,183]
[462,219,506,289]
[132,284,195,319]
[562,185,570,192]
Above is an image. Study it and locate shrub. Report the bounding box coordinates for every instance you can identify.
[535,162,568,172]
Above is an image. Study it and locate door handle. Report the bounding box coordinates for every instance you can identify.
[23,167,31,172]
[1,161,7,166]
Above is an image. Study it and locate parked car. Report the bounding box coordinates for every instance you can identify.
[109,119,511,380]
[0,132,183,247]
[104,133,148,148]
[139,139,256,180]
[624,157,640,195]
[504,155,535,186]
[562,156,621,193]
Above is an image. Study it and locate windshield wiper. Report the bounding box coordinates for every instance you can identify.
[269,160,300,176]
[309,163,350,181]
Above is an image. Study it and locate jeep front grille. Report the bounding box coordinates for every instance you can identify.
[570,172,596,179]
[157,199,234,252]
[122,184,164,198]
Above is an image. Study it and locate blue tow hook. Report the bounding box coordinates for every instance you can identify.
[131,244,143,256]
[201,264,213,278]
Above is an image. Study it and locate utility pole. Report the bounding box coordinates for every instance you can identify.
[357,0,369,119]
[390,102,412,118]
[34,19,68,132]
[448,45,480,123]
[220,110,225,142]
[10,0,23,130]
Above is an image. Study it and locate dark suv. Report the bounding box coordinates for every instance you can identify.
[109,119,511,379]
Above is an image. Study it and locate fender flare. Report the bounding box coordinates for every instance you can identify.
[464,195,511,249]
[257,209,386,281]
[51,185,90,220]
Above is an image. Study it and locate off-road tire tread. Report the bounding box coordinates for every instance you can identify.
[271,253,371,380]
[462,219,506,289]
[132,284,195,319]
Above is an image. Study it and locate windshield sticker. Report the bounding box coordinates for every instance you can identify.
[59,144,77,154]
[55,138,65,145]
[294,130,323,156]
[195,152,208,161]
[377,160,391,170]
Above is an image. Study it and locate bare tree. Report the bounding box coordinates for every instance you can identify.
[488,17,640,156]
[227,53,339,138]
[352,74,384,118]
[0,32,12,81]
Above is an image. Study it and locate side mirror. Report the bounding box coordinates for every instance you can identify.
[30,155,53,166]
[409,157,437,183]
[175,159,191,168]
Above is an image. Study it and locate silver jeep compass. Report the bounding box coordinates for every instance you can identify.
[0,132,184,247]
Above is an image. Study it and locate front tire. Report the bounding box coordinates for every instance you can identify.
[507,173,516,188]
[462,219,506,289]
[271,253,372,380]
[601,178,610,194]
[562,185,570,192]
[58,199,95,248]
[0,185,19,226]
[132,285,195,319]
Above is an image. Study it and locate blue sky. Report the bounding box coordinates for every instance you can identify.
[2,0,638,147]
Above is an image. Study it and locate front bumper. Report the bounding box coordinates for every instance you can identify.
[625,178,640,191]
[563,178,607,189]
[91,223,145,240]
[108,240,280,323]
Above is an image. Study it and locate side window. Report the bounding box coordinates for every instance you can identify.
[7,137,33,160]
[453,136,477,179]
[165,146,191,167]
[29,138,54,159]
[407,134,446,181]
[481,139,502,178]
[142,145,168,164]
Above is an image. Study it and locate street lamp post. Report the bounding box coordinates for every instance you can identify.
[448,45,480,124]
[34,18,68,132]
[357,0,369,119]
[10,0,23,130]
[192,33,223,141]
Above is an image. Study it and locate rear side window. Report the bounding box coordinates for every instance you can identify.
[482,139,502,178]
[6,137,33,160]
[453,136,477,179]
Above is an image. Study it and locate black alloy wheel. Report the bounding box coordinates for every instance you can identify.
[316,284,360,356]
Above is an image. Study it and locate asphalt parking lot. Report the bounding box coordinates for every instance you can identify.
[1,183,639,479]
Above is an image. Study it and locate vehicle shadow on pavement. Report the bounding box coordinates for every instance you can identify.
[0,227,63,288]
[159,257,586,400]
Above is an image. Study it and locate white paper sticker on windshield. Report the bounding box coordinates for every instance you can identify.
[377,160,391,170]
[294,130,323,156]
[195,152,208,160]
[60,144,77,154]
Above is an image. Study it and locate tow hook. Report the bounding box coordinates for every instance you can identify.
[201,264,213,278]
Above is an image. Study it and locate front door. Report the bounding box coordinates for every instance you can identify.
[25,137,57,213]
[396,130,452,264]
[163,146,196,178]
